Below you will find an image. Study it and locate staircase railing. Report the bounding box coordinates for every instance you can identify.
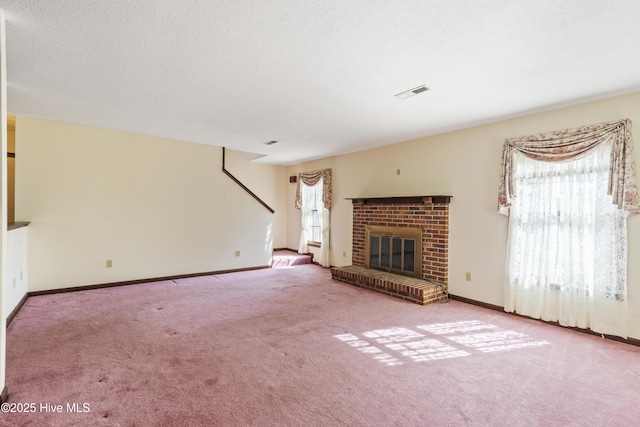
[221,147,275,214]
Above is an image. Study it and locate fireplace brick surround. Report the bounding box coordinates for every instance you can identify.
[331,196,451,305]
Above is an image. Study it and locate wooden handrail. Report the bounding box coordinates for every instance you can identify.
[222,147,275,214]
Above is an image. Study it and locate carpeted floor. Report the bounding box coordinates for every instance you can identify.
[4,263,640,426]
[271,249,312,268]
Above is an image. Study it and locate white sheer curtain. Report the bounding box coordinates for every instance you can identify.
[296,169,332,267]
[298,178,331,267]
[298,180,316,255]
[505,141,628,337]
[321,206,331,267]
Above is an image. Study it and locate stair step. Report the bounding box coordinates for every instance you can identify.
[272,250,312,268]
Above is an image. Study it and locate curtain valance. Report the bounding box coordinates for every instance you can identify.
[498,119,640,215]
[295,168,332,210]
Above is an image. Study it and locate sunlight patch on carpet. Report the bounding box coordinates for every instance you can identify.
[418,320,550,353]
[385,339,470,361]
[334,333,403,366]
[336,321,549,366]
[363,327,424,343]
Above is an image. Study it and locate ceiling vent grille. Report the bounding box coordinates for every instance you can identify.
[395,85,429,100]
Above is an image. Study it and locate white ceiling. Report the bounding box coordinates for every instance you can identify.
[2,1,640,165]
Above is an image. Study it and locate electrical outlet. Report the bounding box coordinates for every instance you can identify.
[235,250,241,257]
[465,272,471,281]
[343,251,346,257]
[106,260,113,268]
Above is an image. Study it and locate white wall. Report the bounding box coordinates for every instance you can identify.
[0,10,7,397]
[5,227,27,317]
[223,148,288,249]
[15,118,286,291]
[288,91,640,340]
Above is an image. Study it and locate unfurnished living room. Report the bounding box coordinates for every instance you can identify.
[0,1,640,426]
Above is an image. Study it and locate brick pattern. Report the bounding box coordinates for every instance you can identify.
[351,197,449,288]
[331,265,445,305]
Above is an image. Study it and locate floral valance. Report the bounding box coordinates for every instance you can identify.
[498,119,640,215]
[295,168,332,211]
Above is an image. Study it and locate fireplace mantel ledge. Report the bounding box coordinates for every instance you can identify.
[346,195,452,204]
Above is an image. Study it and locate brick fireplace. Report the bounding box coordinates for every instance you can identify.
[331,196,451,305]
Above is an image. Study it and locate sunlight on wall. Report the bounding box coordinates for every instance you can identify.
[335,320,549,366]
[265,221,273,254]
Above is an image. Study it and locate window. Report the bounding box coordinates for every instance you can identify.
[305,183,321,244]
[505,141,627,336]
[296,169,332,267]
[299,178,325,250]
[499,120,639,338]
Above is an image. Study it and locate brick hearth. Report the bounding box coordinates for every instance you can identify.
[331,265,445,305]
[331,195,451,305]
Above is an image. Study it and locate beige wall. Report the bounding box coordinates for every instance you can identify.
[288,91,640,340]
[7,119,14,223]
[224,148,288,248]
[5,227,27,316]
[15,118,287,291]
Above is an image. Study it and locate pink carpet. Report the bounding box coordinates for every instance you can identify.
[271,249,312,268]
[4,263,640,426]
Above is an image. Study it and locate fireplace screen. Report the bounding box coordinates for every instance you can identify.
[365,225,422,278]
[370,236,415,272]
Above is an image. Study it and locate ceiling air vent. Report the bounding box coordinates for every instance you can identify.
[395,85,429,100]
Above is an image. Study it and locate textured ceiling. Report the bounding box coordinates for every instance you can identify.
[2,1,640,165]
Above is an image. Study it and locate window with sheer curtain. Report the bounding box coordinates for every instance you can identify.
[299,180,324,245]
[296,169,332,267]
[506,142,627,336]
[498,119,639,339]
